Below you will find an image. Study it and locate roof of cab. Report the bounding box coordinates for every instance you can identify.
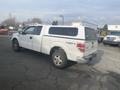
[27,23,79,28]
[26,21,98,30]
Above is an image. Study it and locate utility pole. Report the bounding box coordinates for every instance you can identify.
[9,13,12,19]
[59,15,64,25]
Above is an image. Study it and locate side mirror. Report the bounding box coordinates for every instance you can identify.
[18,28,26,35]
[18,31,23,34]
[18,31,26,35]
[22,31,26,35]
[18,28,23,34]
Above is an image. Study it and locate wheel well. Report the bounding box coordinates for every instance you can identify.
[12,38,17,42]
[50,46,68,61]
[12,38,19,45]
[50,46,61,56]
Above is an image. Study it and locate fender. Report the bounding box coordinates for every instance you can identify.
[11,33,20,44]
[48,41,71,60]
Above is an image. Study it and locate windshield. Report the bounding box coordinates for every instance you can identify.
[85,27,97,40]
[110,32,120,36]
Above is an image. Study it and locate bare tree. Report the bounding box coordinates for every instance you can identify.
[22,18,42,26]
[22,19,31,25]
[1,17,16,26]
[31,18,42,24]
[52,20,58,25]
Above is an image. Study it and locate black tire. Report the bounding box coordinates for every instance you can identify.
[118,43,120,47]
[103,42,107,45]
[12,39,20,52]
[51,49,68,69]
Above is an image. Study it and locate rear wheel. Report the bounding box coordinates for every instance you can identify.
[103,42,107,45]
[12,39,20,52]
[51,49,68,69]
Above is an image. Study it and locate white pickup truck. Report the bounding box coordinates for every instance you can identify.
[11,24,98,68]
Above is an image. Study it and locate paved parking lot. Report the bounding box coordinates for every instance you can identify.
[0,36,120,90]
[92,43,120,73]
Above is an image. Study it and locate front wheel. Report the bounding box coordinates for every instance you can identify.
[12,39,20,52]
[118,43,120,47]
[103,42,107,45]
[51,49,68,69]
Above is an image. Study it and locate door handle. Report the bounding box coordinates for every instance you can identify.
[29,36,32,39]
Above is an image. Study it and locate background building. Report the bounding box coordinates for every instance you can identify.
[108,25,120,35]
[108,25,120,31]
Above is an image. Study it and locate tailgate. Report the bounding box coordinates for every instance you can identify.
[84,27,98,56]
[85,41,97,56]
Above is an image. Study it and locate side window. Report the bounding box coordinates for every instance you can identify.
[85,27,97,40]
[33,26,42,35]
[49,27,78,36]
[24,27,35,34]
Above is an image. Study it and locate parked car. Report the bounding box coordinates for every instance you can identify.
[11,24,98,69]
[0,29,9,35]
[103,31,120,46]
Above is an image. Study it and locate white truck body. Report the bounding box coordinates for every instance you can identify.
[11,24,98,68]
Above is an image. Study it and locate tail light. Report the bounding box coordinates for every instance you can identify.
[77,43,85,53]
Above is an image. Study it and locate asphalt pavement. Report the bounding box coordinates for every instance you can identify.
[0,36,120,90]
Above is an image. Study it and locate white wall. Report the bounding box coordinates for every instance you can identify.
[108,25,120,31]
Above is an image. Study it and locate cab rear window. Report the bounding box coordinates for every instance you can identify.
[85,27,97,40]
[49,27,78,36]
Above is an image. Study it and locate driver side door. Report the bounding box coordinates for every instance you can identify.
[19,26,35,50]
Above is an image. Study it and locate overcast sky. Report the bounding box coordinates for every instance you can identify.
[0,0,120,26]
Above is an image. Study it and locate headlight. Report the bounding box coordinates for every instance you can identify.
[104,37,107,40]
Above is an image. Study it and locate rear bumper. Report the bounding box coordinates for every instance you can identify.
[103,40,120,45]
[76,53,97,63]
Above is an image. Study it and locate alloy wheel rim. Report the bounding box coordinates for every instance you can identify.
[53,55,62,66]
